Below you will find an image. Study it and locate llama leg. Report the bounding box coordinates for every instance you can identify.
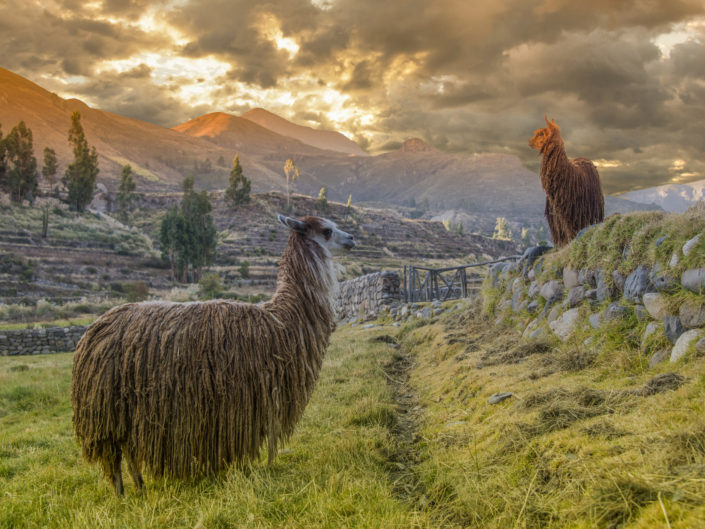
[125,452,144,492]
[109,445,124,496]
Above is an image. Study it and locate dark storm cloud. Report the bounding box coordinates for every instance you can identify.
[2,0,704,192]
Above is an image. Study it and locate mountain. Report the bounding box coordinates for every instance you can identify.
[619,180,705,213]
[242,108,368,156]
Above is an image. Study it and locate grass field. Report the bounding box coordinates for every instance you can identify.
[1,304,704,528]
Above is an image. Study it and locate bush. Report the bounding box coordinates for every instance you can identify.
[197,273,223,300]
[124,281,149,302]
[238,261,250,278]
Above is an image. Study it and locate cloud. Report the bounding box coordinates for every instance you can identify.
[1,0,705,192]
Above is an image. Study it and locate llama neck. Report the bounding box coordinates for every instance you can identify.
[267,233,337,332]
[540,135,568,194]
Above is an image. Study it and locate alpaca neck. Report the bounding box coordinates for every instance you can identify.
[540,135,568,194]
[267,233,337,332]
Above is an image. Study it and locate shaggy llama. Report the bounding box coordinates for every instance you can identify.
[72,215,355,495]
[529,117,604,246]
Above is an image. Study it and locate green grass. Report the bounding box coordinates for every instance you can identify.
[0,316,96,331]
[0,327,441,529]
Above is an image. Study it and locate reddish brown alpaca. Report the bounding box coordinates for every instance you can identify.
[529,117,604,246]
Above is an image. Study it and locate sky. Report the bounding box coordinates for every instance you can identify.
[1,0,705,194]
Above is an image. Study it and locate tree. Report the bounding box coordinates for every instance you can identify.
[42,147,58,191]
[344,194,352,221]
[117,164,136,224]
[493,217,511,240]
[225,155,251,207]
[160,177,217,282]
[62,111,99,212]
[456,222,464,235]
[316,186,328,212]
[283,158,299,209]
[4,121,38,203]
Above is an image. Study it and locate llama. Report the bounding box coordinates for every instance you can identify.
[529,116,604,246]
[71,214,355,496]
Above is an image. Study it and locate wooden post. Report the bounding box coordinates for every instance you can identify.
[461,268,467,298]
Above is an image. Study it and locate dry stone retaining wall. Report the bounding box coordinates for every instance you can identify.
[336,271,401,321]
[0,326,87,356]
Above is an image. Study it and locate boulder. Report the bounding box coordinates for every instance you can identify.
[664,315,684,344]
[679,300,705,328]
[649,263,678,293]
[549,308,580,341]
[624,265,654,303]
[589,312,603,329]
[697,338,705,354]
[523,319,539,339]
[563,267,580,289]
[670,329,703,362]
[682,268,705,294]
[612,270,626,291]
[596,269,617,302]
[642,293,670,320]
[649,349,670,368]
[642,322,662,346]
[567,286,585,308]
[634,304,649,321]
[488,392,513,404]
[669,252,679,268]
[528,281,540,299]
[604,303,628,321]
[540,280,564,301]
[682,233,701,257]
[584,288,598,300]
[526,300,539,313]
[547,305,562,323]
[578,268,597,288]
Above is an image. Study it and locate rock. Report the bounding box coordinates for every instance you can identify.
[643,293,670,320]
[679,300,705,328]
[596,269,617,302]
[549,308,580,341]
[634,304,649,321]
[649,264,678,293]
[604,303,628,321]
[612,270,626,291]
[664,315,684,344]
[669,252,679,268]
[655,235,667,247]
[529,327,547,340]
[584,288,598,300]
[400,305,410,318]
[696,338,705,354]
[670,329,703,362]
[566,286,585,308]
[540,280,564,301]
[527,300,539,313]
[682,268,705,294]
[523,319,539,339]
[528,281,540,298]
[391,322,401,327]
[563,267,580,289]
[434,308,444,316]
[528,269,536,281]
[589,312,603,329]
[682,233,701,257]
[488,392,513,404]
[649,349,670,368]
[421,306,433,319]
[578,268,597,288]
[511,288,525,313]
[519,245,552,269]
[624,265,654,303]
[547,305,562,323]
[642,322,662,347]
[361,323,378,329]
[432,299,442,309]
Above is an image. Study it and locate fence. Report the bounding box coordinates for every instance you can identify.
[403,255,521,302]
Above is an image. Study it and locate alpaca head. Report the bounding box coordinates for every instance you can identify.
[529,116,561,152]
[278,214,355,254]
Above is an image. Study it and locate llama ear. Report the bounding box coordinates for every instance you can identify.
[544,115,551,127]
[278,214,307,234]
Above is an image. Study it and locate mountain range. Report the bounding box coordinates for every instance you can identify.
[0,67,657,227]
[620,180,705,213]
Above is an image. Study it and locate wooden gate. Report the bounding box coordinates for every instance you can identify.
[403,256,520,303]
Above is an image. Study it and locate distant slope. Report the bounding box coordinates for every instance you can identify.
[620,180,705,213]
[242,108,368,156]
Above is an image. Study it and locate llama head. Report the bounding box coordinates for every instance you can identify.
[278,214,355,254]
[529,116,561,152]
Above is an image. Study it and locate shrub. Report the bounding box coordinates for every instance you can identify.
[124,281,149,302]
[197,273,223,300]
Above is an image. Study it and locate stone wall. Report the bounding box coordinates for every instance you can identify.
[336,271,401,321]
[486,237,705,367]
[0,326,87,356]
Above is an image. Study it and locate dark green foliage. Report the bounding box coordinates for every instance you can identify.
[42,147,58,190]
[225,155,251,206]
[124,281,149,302]
[197,272,223,300]
[159,177,217,282]
[62,111,99,212]
[41,205,49,238]
[238,260,250,278]
[3,121,38,203]
[116,164,135,224]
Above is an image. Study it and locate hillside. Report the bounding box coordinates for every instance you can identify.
[620,179,705,213]
[242,108,368,156]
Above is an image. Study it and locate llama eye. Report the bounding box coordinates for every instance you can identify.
[322,228,332,238]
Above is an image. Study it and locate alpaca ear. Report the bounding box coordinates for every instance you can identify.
[278,214,307,234]
[544,115,551,127]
